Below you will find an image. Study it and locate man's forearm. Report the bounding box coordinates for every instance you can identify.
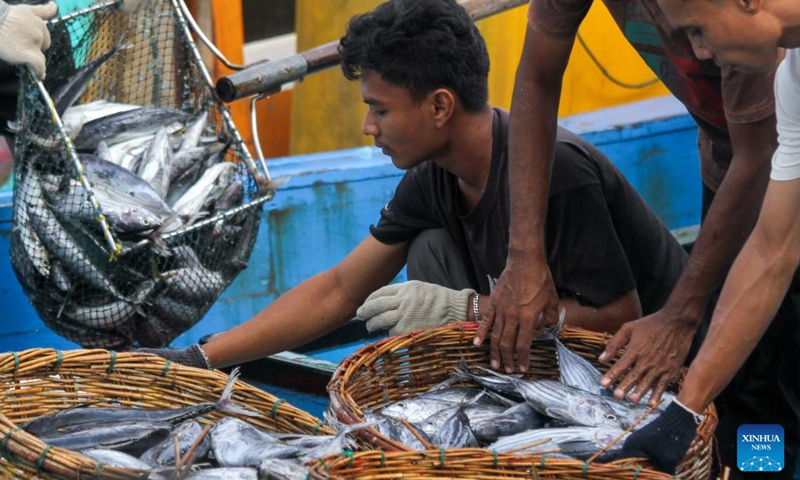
[663,118,775,324]
[202,270,358,368]
[679,226,797,412]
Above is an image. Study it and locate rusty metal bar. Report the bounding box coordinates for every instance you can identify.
[215,0,527,102]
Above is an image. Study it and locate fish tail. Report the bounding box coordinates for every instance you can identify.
[215,367,258,417]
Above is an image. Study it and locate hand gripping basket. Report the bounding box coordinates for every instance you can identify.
[327,323,717,480]
[0,349,335,479]
[10,0,275,351]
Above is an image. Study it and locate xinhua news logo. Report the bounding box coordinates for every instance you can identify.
[738,424,784,473]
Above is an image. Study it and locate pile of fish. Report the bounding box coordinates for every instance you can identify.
[360,338,676,460]
[19,368,359,480]
[10,45,259,350]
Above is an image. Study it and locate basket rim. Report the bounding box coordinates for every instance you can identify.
[0,348,334,480]
[326,322,717,477]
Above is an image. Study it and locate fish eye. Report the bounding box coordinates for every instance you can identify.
[141,218,151,226]
[606,413,618,420]
[396,402,405,408]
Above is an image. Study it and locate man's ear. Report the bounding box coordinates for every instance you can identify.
[431,89,455,128]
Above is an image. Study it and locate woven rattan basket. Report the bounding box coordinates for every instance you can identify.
[0,349,335,479]
[327,323,717,480]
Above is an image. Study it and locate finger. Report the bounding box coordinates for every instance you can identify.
[599,327,630,365]
[365,311,400,333]
[489,310,505,370]
[31,1,58,20]
[647,377,671,409]
[515,313,536,373]
[474,300,495,346]
[363,283,402,303]
[356,296,399,320]
[41,21,51,51]
[600,345,636,389]
[628,368,659,404]
[26,53,46,81]
[499,317,518,373]
[612,364,645,401]
[540,302,559,329]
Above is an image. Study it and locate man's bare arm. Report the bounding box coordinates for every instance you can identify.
[475,24,575,373]
[679,177,800,412]
[204,236,408,368]
[600,113,777,404]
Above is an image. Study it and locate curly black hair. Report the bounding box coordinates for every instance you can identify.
[339,0,490,112]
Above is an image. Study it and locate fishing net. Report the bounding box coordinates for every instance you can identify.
[9,0,273,350]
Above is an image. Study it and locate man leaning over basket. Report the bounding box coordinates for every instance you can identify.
[0,0,156,185]
[601,0,800,476]
[140,0,686,396]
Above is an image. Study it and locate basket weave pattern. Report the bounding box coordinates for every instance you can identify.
[0,349,334,479]
[327,323,717,479]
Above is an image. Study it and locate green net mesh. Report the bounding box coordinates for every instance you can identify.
[10,0,268,350]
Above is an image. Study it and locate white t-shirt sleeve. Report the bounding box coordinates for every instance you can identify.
[771,49,800,181]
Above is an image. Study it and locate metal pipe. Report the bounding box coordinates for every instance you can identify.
[216,0,527,102]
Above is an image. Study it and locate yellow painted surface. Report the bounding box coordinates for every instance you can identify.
[290,0,671,155]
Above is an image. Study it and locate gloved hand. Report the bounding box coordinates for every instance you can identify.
[118,0,157,14]
[137,344,212,370]
[602,400,702,474]
[357,280,475,335]
[0,1,57,80]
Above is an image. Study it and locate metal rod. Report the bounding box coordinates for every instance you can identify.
[216,0,528,102]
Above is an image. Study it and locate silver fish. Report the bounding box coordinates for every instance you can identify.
[81,448,153,470]
[431,407,478,449]
[63,280,155,330]
[471,402,545,444]
[557,339,607,396]
[23,367,253,436]
[38,421,172,454]
[52,47,121,116]
[137,126,172,198]
[140,420,209,467]
[183,468,258,480]
[74,107,191,150]
[26,200,121,297]
[475,368,623,429]
[381,397,460,424]
[210,417,297,468]
[48,183,163,233]
[488,426,628,458]
[364,411,429,451]
[161,266,227,304]
[257,458,308,480]
[179,111,208,151]
[63,101,141,139]
[50,260,71,292]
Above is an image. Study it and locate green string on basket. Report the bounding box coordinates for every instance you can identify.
[439,447,446,468]
[94,462,106,477]
[36,445,52,471]
[316,458,329,473]
[492,449,499,468]
[160,360,172,377]
[343,449,354,467]
[312,421,325,435]
[0,426,21,455]
[379,450,386,468]
[633,466,643,480]
[107,351,117,373]
[270,399,285,419]
[540,454,548,469]
[582,460,590,478]
[11,352,19,378]
[53,350,62,371]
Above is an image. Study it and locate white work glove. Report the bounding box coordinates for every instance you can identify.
[0,1,57,80]
[118,0,157,14]
[357,280,476,335]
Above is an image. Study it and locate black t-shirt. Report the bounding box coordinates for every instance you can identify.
[370,108,687,315]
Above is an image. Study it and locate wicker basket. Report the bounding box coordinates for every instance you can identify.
[306,449,675,480]
[0,349,335,479]
[327,323,717,479]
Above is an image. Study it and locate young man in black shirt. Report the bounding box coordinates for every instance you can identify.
[140,0,687,370]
